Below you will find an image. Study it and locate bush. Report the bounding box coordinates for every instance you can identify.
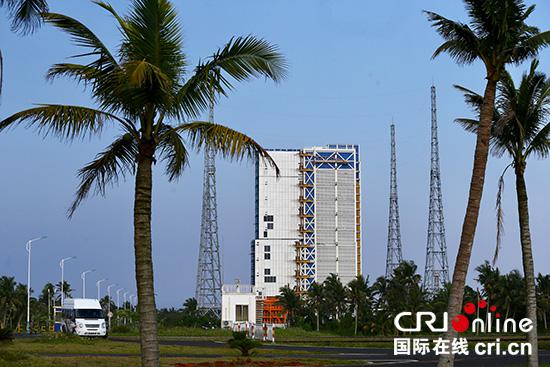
[0,329,13,343]
[110,325,133,334]
[227,331,262,356]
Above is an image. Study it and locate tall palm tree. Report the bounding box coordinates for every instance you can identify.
[306,282,324,332]
[457,61,550,366]
[55,280,73,302]
[323,273,347,322]
[0,276,17,327]
[0,1,286,365]
[277,285,301,327]
[425,2,550,365]
[536,274,550,329]
[0,0,48,95]
[347,275,370,335]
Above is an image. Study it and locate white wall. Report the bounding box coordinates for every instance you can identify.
[221,292,257,325]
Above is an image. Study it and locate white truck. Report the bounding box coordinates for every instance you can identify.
[61,298,107,337]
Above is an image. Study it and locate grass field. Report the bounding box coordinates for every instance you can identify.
[0,335,353,367]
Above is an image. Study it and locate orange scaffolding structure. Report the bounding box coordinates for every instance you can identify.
[257,296,287,325]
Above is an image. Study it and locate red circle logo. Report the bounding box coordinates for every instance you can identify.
[451,315,470,333]
[464,302,475,315]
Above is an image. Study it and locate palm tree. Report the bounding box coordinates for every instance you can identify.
[0,276,17,327]
[457,61,550,365]
[536,274,550,329]
[306,282,324,332]
[425,3,550,365]
[323,273,347,322]
[347,275,370,335]
[55,281,73,302]
[0,1,286,365]
[0,0,48,95]
[277,285,301,327]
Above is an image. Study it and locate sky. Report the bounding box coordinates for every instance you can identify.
[1,1,550,308]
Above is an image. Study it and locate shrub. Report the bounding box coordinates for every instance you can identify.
[110,325,132,334]
[227,331,261,356]
[0,329,13,343]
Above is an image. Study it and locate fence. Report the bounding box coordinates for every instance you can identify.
[231,322,276,343]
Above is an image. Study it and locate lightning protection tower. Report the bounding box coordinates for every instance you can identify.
[386,124,403,278]
[195,81,223,317]
[423,85,449,293]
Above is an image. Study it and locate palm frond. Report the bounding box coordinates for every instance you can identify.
[0,50,3,97]
[494,166,511,265]
[156,124,189,181]
[4,0,48,34]
[0,105,124,140]
[525,121,550,159]
[68,133,138,217]
[43,12,118,70]
[172,36,286,120]
[210,36,287,83]
[172,121,279,175]
[424,11,480,64]
[124,60,172,91]
[455,118,479,133]
[122,0,185,80]
[454,84,483,112]
[46,63,98,86]
[92,1,129,34]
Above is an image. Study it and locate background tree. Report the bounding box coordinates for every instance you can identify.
[0,1,286,366]
[323,273,347,322]
[457,60,550,364]
[277,285,301,327]
[306,282,325,332]
[55,280,73,302]
[425,3,550,365]
[537,274,550,329]
[347,275,370,335]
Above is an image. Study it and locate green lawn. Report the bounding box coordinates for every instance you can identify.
[0,336,355,367]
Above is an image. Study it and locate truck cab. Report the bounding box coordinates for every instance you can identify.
[62,298,107,337]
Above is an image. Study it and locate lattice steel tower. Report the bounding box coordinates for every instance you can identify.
[195,88,222,317]
[386,124,403,278]
[423,85,449,293]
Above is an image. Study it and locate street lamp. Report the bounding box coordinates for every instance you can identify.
[106,284,117,329]
[123,291,129,310]
[26,236,47,333]
[116,288,124,308]
[81,269,95,298]
[96,278,107,300]
[59,256,76,307]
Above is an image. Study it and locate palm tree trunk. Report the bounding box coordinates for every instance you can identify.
[316,309,320,332]
[354,304,358,336]
[515,167,538,367]
[438,77,497,367]
[134,142,160,367]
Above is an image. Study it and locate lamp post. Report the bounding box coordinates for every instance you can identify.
[96,278,107,300]
[116,288,124,308]
[116,288,124,326]
[81,269,95,298]
[106,284,117,329]
[59,256,76,307]
[26,236,47,334]
[123,291,129,325]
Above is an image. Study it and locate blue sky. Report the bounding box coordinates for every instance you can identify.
[1,1,549,307]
